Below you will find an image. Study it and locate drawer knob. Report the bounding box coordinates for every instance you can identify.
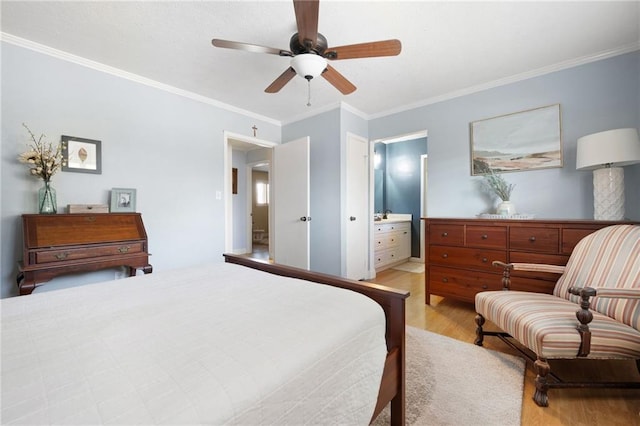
[481,234,488,239]
[442,278,449,283]
[529,236,536,242]
[482,257,488,263]
[482,284,488,289]
[118,246,131,254]
[55,252,69,260]
[442,232,448,237]
[442,253,448,259]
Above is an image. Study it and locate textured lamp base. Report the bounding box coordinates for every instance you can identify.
[593,167,625,220]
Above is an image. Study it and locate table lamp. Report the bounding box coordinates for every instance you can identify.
[576,128,640,220]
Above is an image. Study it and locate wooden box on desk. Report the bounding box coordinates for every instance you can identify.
[68,204,109,214]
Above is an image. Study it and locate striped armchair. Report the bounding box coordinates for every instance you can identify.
[474,224,640,406]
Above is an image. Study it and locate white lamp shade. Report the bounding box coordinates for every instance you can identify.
[576,128,640,170]
[290,54,327,79]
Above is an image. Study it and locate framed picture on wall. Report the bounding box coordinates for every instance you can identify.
[470,104,562,175]
[110,188,136,212]
[61,135,102,174]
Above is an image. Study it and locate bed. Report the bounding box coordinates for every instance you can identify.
[1,254,408,425]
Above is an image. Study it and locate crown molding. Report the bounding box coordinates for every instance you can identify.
[369,41,640,120]
[0,32,281,127]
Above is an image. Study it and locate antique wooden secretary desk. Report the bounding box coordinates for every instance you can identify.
[17,213,152,295]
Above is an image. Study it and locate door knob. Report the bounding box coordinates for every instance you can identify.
[300,216,311,222]
[349,216,356,221]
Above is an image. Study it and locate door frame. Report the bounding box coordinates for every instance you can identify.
[223,131,277,254]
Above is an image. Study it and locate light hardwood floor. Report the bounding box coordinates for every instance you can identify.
[370,267,640,426]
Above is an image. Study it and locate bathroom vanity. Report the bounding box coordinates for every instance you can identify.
[374,214,412,271]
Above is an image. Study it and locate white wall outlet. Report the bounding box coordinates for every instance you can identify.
[114,267,128,280]
[216,190,222,200]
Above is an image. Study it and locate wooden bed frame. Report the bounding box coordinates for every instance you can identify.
[224,254,409,425]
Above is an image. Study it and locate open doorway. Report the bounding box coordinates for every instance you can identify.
[224,131,276,258]
[247,162,270,260]
[371,130,428,263]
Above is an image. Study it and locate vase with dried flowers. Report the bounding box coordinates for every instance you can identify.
[18,123,63,214]
[481,169,516,215]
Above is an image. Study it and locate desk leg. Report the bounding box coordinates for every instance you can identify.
[16,272,36,296]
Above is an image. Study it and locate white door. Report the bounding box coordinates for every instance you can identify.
[273,137,310,269]
[345,134,369,280]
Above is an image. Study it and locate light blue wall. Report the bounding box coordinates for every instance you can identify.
[370,51,640,220]
[282,109,342,276]
[0,42,280,297]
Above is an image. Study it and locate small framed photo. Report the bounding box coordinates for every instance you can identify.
[61,135,102,174]
[110,188,137,212]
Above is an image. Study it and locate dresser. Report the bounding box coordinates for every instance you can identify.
[423,218,637,304]
[17,213,152,295]
[374,220,411,271]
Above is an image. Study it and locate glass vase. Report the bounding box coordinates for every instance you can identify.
[38,181,57,214]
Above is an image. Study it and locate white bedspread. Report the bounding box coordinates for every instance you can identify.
[1,262,387,425]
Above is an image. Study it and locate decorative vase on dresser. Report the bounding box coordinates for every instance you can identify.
[422,217,639,305]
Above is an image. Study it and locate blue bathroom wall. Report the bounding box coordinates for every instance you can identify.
[384,137,427,257]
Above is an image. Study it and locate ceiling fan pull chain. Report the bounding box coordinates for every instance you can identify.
[307,79,312,107]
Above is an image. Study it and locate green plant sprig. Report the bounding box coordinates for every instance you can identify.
[481,170,515,201]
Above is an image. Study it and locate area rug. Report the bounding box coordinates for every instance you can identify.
[391,262,425,274]
[372,326,525,426]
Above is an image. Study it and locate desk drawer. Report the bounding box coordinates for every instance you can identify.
[510,227,559,253]
[35,242,144,264]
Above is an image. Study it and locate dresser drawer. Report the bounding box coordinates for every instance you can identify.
[429,266,503,303]
[510,227,559,253]
[429,224,464,246]
[561,228,600,255]
[509,276,556,294]
[429,246,506,272]
[509,251,569,280]
[35,242,145,264]
[465,226,507,249]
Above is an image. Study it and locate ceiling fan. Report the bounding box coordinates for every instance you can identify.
[211,0,401,96]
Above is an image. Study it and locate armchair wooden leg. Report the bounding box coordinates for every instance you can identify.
[474,314,485,346]
[534,357,551,407]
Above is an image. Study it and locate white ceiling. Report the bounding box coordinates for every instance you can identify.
[2,1,639,124]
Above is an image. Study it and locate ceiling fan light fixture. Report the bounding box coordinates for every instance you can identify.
[290,54,327,80]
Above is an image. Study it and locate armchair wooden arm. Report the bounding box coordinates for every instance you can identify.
[492,261,566,290]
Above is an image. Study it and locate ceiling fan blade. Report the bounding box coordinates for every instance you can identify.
[212,39,292,56]
[265,67,297,93]
[324,39,402,60]
[293,0,319,49]
[321,65,356,95]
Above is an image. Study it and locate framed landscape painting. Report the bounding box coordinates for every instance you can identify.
[470,104,562,175]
